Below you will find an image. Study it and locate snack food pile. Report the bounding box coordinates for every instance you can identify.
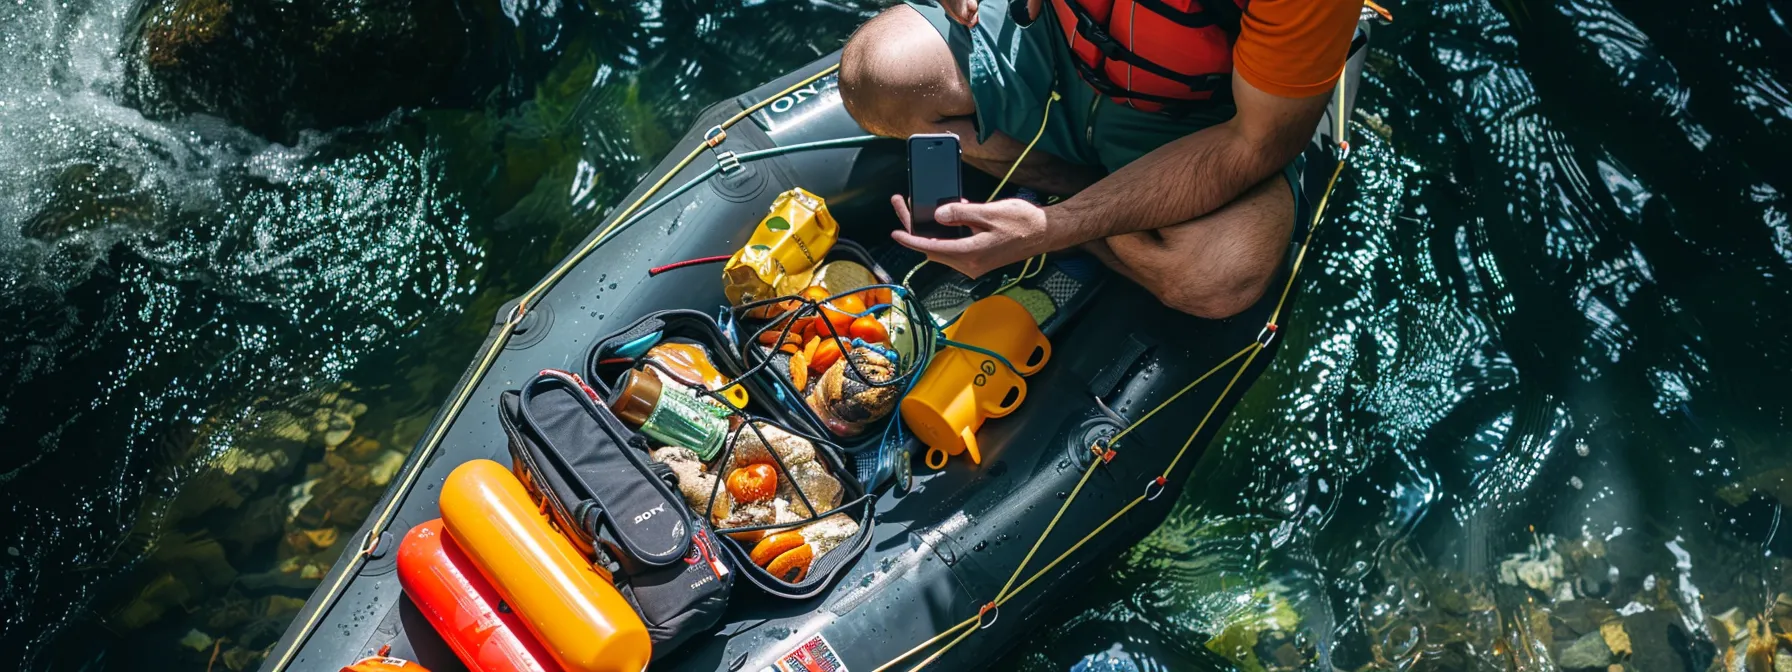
[651,422,858,582]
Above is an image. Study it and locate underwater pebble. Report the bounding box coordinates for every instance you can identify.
[221,646,256,671]
[177,628,213,652]
[286,479,318,523]
[302,528,338,549]
[1496,536,1564,593]
[322,412,355,449]
[1557,630,1615,669]
[367,450,405,487]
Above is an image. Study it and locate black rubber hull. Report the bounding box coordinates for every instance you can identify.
[266,40,1365,672]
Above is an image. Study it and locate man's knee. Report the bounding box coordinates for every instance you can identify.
[1148,236,1283,318]
[840,6,966,137]
[1111,215,1288,319]
[1156,275,1273,320]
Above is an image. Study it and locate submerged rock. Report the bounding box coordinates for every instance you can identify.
[19,162,161,242]
[221,646,259,671]
[367,449,406,487]
[1497,535,1565,595]
[128,0,478,140]
[113,572,192,630]
[338,436,383,463]
[1558,631,1616,669]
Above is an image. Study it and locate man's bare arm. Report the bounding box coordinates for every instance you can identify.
[888,62,1343,280]
[1043,74,1332,246]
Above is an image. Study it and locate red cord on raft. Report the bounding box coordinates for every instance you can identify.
[648,255,732,276]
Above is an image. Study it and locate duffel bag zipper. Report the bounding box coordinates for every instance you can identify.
[692,530,729,579]
[540,368,603,402]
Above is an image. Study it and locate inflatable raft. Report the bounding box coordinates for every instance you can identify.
[264,26,1368,672]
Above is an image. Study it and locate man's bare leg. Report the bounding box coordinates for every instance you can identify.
[1086,173,1295,319]
[839,6,1103,196]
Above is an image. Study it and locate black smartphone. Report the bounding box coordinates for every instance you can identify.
[906,133,965,238]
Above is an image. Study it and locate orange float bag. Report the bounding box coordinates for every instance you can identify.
[440,460,653,672]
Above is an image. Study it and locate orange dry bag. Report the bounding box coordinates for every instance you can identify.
[440,460,652,672]
[396,519,563,672]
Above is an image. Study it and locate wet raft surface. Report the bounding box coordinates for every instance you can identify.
[269,57,1305,671]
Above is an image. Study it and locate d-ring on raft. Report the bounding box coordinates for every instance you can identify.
[264,18,1372,671]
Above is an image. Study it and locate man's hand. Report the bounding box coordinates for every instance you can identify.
[941,0,979,27]
[890,195,1054,279]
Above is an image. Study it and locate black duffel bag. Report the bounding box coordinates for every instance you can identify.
[499,369,733,655]
[585,310,875,599]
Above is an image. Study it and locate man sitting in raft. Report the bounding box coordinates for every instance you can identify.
[840,0,1360,318]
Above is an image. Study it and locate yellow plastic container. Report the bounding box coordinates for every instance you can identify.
[643,341,749,409]
[722,188,839,307]
[901,296,1052,468]
[440,460,652,672]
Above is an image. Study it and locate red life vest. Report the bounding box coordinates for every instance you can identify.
[1049,0,1246,113]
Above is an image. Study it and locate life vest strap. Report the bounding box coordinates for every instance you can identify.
[1069,57,1232,114]
[1128,0,1241,31]
[1060,0,1233,91]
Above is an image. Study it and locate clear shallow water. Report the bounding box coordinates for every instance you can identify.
[0,0,1787,669]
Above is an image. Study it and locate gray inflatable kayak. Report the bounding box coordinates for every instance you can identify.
[263,26,1368,671]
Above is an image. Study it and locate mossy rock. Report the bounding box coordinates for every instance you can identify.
[128,0,483,141]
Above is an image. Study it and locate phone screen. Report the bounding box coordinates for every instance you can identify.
[907,134,965,238]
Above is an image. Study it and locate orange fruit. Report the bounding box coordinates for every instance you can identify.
[788,351,809,390]
[810,338,848,373]
[750,531,806,567]
[821,294,865,338]
[725,463,778,503]
[849,316,888,344]
[799,286,831,304]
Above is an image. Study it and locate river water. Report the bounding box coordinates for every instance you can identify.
[1,0,1787,669]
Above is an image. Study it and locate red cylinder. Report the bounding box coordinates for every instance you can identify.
[440,460,652,672]
[397,519,564,672]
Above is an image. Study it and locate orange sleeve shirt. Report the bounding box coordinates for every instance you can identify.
[1232,0,1362,98]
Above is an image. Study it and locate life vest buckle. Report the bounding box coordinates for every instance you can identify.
[1076,21,1126,61]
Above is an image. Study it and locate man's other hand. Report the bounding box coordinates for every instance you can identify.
[941,0,979,27]
[890,195,1054,279]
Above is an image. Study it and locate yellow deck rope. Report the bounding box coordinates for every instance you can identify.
[876,60,1358,671]
[989,91,1059,296]
[990,91,1059,199]
[266,63,842,672]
